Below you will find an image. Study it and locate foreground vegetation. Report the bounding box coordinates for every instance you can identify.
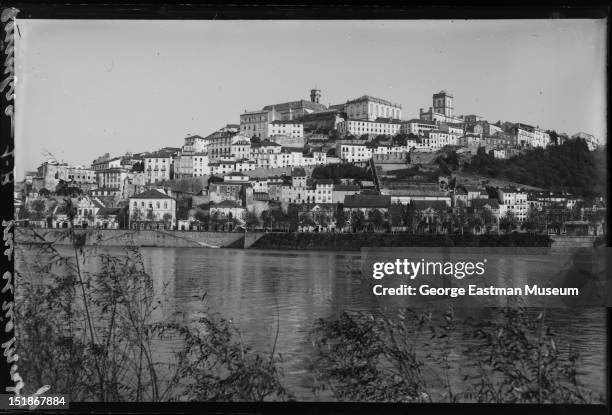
[311,306,600,403]
[14,226,600,404]
[16,227,290,402]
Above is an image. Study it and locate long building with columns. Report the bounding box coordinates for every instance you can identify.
[344,95,402,121]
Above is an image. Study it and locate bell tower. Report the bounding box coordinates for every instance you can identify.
[433,90,453,117]
[310,88,321,104]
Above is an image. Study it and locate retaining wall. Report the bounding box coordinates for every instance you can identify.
[14,228,263,249]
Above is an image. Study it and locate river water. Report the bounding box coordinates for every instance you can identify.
[16,246,607,401]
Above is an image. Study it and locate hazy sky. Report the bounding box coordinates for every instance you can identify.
[15,19,606,179]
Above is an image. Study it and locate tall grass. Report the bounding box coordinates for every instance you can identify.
[14,227,291,402]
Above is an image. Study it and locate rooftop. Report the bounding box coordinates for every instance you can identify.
[333,184,360,191]
[130,189,174,200]
[262,99,327,113]
[411,200,448,211]
[292,168,307,177]
[345,95,401,108]
[344,194,391,208]
[472,198,500,209]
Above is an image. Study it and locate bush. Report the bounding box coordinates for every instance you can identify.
[311,304,599,403]
[15,229,290,402]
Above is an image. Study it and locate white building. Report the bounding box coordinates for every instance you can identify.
[400,119,437,136]
[230,135,252,160]
[344,95,402,121]
[337,142,373,163]
[144,150,173,183]
[439,123,464,138]
[337,119,402,137]
[240,109,279,138]
[424,130,457,149]
[129,189,176,229]
[315,180,334,204]
[267,121,304,139]
[532,127,551,148]
[572,132,598,151]
[66,167,97,184]
[498,187,529,222]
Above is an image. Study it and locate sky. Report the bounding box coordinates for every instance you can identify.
[14,19,607,179]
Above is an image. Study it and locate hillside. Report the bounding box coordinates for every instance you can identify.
[462,139,607,198]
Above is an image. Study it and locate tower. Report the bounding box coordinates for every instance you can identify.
[432,90,453,117]
[310,88,321,104]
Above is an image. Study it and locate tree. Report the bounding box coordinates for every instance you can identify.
[17,206,31,220]
[30,199,47,220]
[163,213,173,229]
[193,208,209,223]
[286,205,300,232]
[117,206,129,229]
[260,210,271,231]
[351,210,365,232]
[479,208,495,233]
[467,213,484,235]
[369,209,385,231]
[38,188,51,197]
[245,211,260,230]
[130,207,143,227]
[146,209,155,221]
[270,209,286,231]
[335,204,347,232]
[299,214,316,231]
[131,161,144,172]
[499,210,518,234]
[453,200,468,235]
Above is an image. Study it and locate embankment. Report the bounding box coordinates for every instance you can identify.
[15,228,265,249]
[18,228,593,251]
[249,233,553,251]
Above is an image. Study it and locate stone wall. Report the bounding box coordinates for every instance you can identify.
[14,227,265,249]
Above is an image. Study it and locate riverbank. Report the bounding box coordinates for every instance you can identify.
[250,232,553,250]
[17,227,600,250]
[14,227,256,248]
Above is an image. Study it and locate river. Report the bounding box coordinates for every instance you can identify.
[16,246,608,402]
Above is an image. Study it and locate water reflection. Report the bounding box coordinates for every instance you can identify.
[17,246,607,401]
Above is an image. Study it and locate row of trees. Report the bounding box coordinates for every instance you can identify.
[187,203,504,235]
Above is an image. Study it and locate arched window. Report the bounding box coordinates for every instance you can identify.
[156,201,160,209]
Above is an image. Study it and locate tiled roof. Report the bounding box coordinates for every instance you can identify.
[97,207,121,216]
[333,184,360,191]
[405,118,437,125]
[130,189,174,199]
[316,179,334,185]
[472,198,500,209]
[373,117,403,124]
[344,194,391,208]
[345,95,401,108]
[261,141,281,147]
[270,120,303,125]
[262,99,327,113]
[292,168,306,177]
[411,200,448,211]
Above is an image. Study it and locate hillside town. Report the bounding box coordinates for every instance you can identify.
[15,89,606,237]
